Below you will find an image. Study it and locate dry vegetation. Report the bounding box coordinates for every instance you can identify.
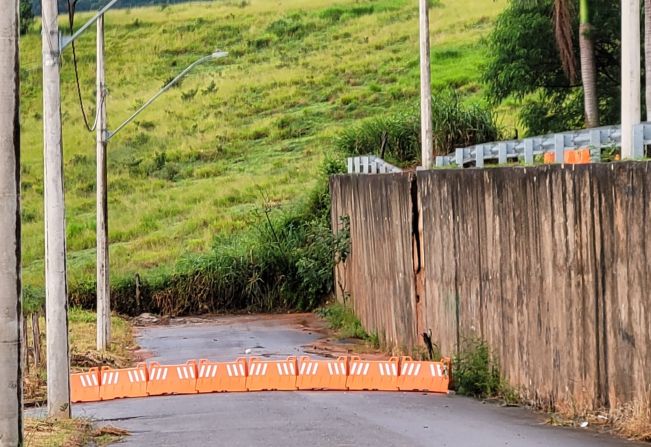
[24,308,136,405]
[24,418,127,447]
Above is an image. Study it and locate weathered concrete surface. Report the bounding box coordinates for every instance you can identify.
[330,162,651,410]
[72,315,642,447]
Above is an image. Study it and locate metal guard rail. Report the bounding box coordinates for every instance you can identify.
[435,123,651,168]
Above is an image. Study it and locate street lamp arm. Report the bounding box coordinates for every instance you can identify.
[107,52,225,141]
[60,0,121,52]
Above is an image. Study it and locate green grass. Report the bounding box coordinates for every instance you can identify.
[317,302,379,347]
[19,0,507,290]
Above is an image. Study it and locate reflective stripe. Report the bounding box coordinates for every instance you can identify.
[363,363,370,375]
[392,364,397,376]
[414,364,421,376]
[379,363,385,376]
[80,375,87,387]
[239,364,245,376]
[199,365,206,378]
[328,363,333,375]
[92,374,98,386]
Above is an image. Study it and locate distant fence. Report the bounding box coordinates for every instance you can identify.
[330,162,651,410]
[347,156,402,174]
[435,123,651,168]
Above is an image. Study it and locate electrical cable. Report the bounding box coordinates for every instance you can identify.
[67,0,99,132]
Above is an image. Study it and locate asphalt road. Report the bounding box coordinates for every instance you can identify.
[72,315,640,447]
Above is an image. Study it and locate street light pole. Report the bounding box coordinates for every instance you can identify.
[94,49,227,347]
[96,14,110,351]
[42,0,72,419]
[419,0,433,169]
[621,0,641,159]
[0,2,23,443]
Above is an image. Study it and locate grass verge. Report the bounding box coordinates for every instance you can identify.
[24,308,136,405]
[316,301,380,348]
[24,418,127,447]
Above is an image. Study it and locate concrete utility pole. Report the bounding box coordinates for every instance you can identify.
[96,14,111,351]
[621,0,642,159]
[42,0,72,418]
[0,2,23,443]
[419,0,434,169]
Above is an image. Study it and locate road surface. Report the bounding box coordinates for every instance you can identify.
[72,314,640,447]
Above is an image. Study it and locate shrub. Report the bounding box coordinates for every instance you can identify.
[454,337,501,398]
[70,159,351,316]
[336,92,500,166]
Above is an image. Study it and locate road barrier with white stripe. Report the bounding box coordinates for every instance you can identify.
[70,356,451,403]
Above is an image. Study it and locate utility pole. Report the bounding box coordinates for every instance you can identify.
[0,1,23,443]
[96,14,111,351]
[42,0,72,418]
[419,0,433,169]
[621,0,641,159]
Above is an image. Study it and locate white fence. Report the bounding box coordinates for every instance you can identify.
[347,155,402,174]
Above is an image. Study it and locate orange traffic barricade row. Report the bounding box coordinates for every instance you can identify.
[99,363,148,401]
[246,356,297,391]
[70,367,101,403]
[544,148,591,165]
[196,358,248,393]
[146,360,198,396]
[397,357,450,393]
[296,356,348,391]
[346,356,399,391]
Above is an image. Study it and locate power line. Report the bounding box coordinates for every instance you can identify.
[67,0,97,132]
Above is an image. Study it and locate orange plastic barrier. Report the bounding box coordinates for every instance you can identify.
[146,360,198,396]
[99,364,148,401]
[346,356,399,391]
[195,358,248,393]
[70,367,101,403]
[246,357,297,391]
[544,148,591,164]
[296,356,348,391]
[397,357,450,393]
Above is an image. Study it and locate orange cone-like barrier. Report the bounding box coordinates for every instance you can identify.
[397,357,450,393]
[195,358,248,393]
[70,367,101,403]
[146,360,198,396]
[544,148,592,165]
[296,356,348,391]
[99,364,148,401]
[246,357,297,391]
[346,356,399,391]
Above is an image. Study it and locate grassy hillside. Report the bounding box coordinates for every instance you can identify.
[20,0,507,290]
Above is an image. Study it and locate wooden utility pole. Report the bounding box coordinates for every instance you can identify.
[621,0,641,158]
[419,0,433,169]
[42,0,72,418]
[0,1,23,443]
[96,14,111,351]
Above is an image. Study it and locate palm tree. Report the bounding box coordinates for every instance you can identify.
[526,0,600,128]
[578,0,599,127]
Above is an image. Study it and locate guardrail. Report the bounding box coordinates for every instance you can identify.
[435,123,651,168]
[347,155,402,174]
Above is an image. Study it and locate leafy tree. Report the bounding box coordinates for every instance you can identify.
[20,0,34,35]
[483,0,620,135]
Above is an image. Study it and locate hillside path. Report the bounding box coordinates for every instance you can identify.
[73,314,641,447]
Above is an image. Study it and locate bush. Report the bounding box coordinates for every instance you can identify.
[454,338,501,398]
[336,92,500,166]
[70,159,351,315]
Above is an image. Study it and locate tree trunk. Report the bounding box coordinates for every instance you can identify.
[579,0,599,127]
[645,0,651,120]
[0,1,23,443]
